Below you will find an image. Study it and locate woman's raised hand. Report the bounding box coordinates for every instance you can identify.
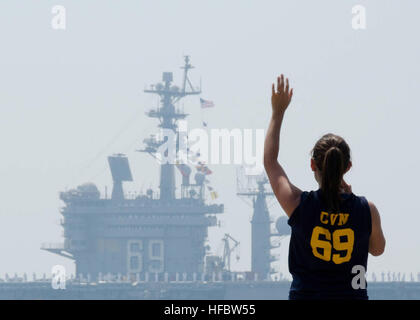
[271,74,293,117]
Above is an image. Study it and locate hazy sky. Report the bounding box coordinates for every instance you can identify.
[0,1,418,280]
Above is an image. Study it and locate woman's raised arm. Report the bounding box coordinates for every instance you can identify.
[264,75,302,217]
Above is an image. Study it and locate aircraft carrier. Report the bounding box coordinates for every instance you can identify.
[1,56,419,300]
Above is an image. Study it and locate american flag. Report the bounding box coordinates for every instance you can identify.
[200,98,214,108]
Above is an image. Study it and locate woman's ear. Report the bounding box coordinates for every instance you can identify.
[345,161,352,173]
[310,158,316,172]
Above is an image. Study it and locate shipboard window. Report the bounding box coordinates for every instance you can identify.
[152,243,161,256]
[130,242,141,253]
[130,256,139,269]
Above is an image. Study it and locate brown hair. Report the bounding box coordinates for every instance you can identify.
[311,133,351,212]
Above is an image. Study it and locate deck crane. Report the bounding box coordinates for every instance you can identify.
[221,233,240,272]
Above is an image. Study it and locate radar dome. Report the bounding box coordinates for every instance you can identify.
[275,216,290,236]
[76,183,100,199]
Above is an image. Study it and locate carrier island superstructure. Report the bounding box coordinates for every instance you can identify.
[42,56,229,280]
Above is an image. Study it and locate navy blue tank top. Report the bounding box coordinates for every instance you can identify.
[287,189,372,299]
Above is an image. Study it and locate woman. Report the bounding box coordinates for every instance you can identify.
[264,75,385,300]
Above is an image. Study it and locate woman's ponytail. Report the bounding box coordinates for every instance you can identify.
[321,146,344,212]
